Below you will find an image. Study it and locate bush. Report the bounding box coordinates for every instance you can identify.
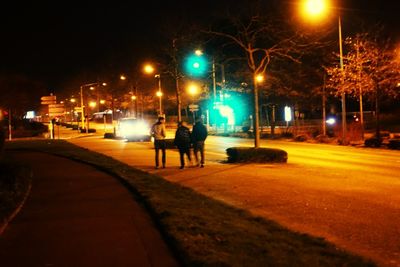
[242,126,250,132]
[226,147,288,163]
[388,139,400,150]
[79,128,96,133]
[294,134,308,142]
[315,134,331,143]
[10,120,47,138]
[104,133,115,139]
[364,137,382,148]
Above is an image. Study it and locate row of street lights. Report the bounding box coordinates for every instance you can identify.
[77,0,347,141]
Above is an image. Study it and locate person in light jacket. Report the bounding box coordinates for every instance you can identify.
[150,116,166,169]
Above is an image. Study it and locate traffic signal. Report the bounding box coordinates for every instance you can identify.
[184,53,208,77]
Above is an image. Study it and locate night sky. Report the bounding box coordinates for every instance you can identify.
[0,0,399,93]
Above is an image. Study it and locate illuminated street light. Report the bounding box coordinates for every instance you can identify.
[155,74,163,115]
[300,0,347,143]
[255,74,264,83]
[187,83,200,96]
[187,83,200,122]
[300,0,331,21]
[143,64,163,115]
[100,99,106,105]
[120,75,126,80]
[195,49,203,56]
[89,101,97,108]
[80,82,106,133]
[143,64,155,74]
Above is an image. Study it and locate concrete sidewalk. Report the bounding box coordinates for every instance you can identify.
[0,151,179,267]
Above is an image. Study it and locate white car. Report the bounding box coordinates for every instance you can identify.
[117,118,151,142]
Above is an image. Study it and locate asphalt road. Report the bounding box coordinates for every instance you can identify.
[67,131,400,267]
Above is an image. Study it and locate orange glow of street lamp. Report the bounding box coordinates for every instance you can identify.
[299,0,331,22]
[255,74,264,83]
[195,49,203,56]
[188,83,200,95]
[156,91,163,97]
[143,64,155,74]
[89,101,97,108]
[100,99,106,105]
[120,75,126,80]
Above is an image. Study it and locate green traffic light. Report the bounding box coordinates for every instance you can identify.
[184,53,208,77]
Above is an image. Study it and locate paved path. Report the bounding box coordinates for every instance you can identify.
[0,151,179,267]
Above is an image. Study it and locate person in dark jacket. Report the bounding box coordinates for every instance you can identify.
[174,121,192,169]
[191,117,208,168]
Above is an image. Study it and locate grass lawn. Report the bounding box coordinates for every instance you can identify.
[0,155,31,229]
[4,140,375,266]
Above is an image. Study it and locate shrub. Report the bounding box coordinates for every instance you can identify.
[79,128,96,133]
[104,133,115,139]
[226,147,288,163]
[315,134,330,143]
[388,139,400,150]
[242,126,250,132]
[364,137,382,148]
[294,134,308,142]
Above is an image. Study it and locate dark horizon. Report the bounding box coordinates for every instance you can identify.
[1,0,399,93]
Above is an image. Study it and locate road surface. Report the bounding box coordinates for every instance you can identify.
[67,132,400,267]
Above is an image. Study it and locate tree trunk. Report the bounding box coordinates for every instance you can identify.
[375,85,381,139]
[253,76,260,148]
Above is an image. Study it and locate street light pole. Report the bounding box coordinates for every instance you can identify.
[338,16,347,143]
[80,85,85,133]
[155,74,163,115]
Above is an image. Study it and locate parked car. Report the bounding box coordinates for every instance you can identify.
[116,118,151,141]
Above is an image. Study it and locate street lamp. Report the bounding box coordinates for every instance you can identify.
[144,64,164,116]
[300,0,347,143]
[187,83,200,123]
[80,82,106,133]
[155,74,163,115]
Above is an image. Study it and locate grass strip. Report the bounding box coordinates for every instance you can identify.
[0,156,32,227]
[5,140,375,267]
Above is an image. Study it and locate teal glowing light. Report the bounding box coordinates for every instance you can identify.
[184,54,208,77]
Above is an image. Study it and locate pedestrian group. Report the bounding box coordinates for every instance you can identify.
[150,116,208,169]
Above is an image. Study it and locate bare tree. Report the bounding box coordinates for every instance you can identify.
[205,13,311,147]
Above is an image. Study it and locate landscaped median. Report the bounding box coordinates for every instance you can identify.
[226,147,288,163]
[4,140,375,266]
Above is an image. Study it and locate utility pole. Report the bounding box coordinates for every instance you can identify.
[322,74,326,136]
[356,39,365,140]
[338,16,347,144]
[173,39,182,123]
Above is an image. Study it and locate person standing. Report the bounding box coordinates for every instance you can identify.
[191,117,208,168]
[150,116,166,169]
[174,121,192,169]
